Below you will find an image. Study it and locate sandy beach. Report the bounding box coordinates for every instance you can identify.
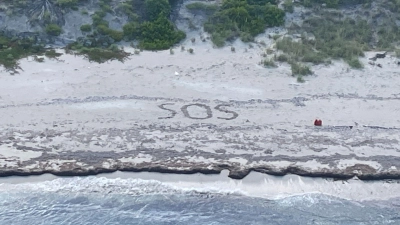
[0,38,400,179]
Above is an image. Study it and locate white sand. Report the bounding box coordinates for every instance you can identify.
[0,37,399,179]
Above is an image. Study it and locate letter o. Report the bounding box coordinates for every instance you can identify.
[181,103,212,120]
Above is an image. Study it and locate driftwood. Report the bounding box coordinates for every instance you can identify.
[369,52,387,61]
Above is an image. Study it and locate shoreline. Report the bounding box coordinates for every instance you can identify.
[1,170,400,202]
[2,164,400,181]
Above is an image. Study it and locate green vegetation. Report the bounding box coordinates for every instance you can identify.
[139,15,186,50]
[65,42,130,63]
[45,49,63,58]
[347,57,363,69]
[121,0,185,50]
[300,0,371,8]
[277,16,373,69]
[80,24,92,32]
[45,24,62,36]
[186,2,218,12]
[0,35,45,72]
[290,62,312,75]
[276,37,327,64]
[283,0,294,12]
[263,59,277,68]
[144,0,171,21]
[297,75,305,83]
[204,0,285,47]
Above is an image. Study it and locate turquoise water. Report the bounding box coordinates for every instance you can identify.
[0,177,399,225]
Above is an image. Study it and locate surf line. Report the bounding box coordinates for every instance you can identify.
[158,103,239,120]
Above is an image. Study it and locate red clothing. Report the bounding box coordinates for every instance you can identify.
[314,119,322,126]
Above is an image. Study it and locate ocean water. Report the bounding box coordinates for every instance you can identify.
[0,175,399,225]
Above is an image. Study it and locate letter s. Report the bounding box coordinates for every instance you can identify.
[158,103,177,119]
[214,104,238,120]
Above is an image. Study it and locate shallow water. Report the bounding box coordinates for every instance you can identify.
[0,176,399,225]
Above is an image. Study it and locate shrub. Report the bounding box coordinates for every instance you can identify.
[283,0,294,12]
[276,54,289,62]
[188,48,194,54]
[123,22,140,39]
[346,58,363,69]
[138,15,186,50]
[0,36,45,71]
[290,62,312,76]
[186,2,218,12]
[80,24,92,32]
[107,29,124,42]
[204,0,284,47]
[263,59,277,68]
[45,24,62,36]
[297,75,305,83]
[45,49,63,58]
[66,43,131,63]
[144,0,171,21]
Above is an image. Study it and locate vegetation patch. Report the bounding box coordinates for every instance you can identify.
[45,49,63,59]
[80,24,92,32]
[290,62,312,76]
[300,0,372,8]
[0,35,45,73]
[138,16,186,50]
[263,59,277,68]
[186,2,218,13]
[204,0,285,47]
[65,43,131,63]
[45,24,63,36]
[280,15,373,69]
[122,0,186,50]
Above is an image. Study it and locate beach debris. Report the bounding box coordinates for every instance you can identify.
[375,52,387,59]
[377,63,382,68]
[314,119,322,126]
[369,52,387,61]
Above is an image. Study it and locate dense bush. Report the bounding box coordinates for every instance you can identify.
[144,0,171,21]
[204,0,284,47]
[45,24,62,36]
[80,24,92,32]
[0,35,45,72]
[139,15,186,50]
[123,22,141,39]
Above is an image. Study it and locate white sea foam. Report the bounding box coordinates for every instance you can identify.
[0,171,400,202]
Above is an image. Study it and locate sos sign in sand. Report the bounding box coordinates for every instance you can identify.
[158,103,238,120]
